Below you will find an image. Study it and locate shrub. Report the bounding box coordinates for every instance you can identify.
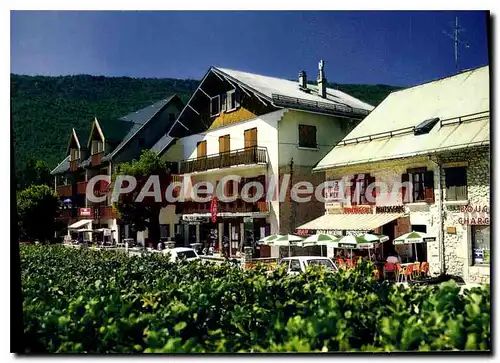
[20,245,491,353]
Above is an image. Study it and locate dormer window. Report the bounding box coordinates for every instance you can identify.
[70,148,80,161]
[210,96,220,117]
[92,140,104,154]
[226,90,240,112]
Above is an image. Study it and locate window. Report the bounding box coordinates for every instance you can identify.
[412,171,426,202]
[445,166,468,201]
[169,113,176,121]
[472,225,490,265]
[298,124,317,148]
[306,259,335,270]
[70,148,80,161]
[197,140,207,157]
[210,96,220,116]
[349,174,375,205]
[402,169,434,203]
[226,90,240,111]
[244,128,258,148]
[92,140,104,154]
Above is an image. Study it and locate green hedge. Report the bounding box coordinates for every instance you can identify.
[20,245,490,353]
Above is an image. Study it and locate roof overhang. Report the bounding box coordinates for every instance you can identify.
[296,213,404,232]
[66,128,81,153]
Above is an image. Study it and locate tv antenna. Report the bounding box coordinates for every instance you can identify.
[443,16,471,74]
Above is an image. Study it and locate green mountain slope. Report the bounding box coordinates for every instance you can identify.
[11,74,401,185]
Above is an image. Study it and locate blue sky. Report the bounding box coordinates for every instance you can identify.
[11,10,489,87]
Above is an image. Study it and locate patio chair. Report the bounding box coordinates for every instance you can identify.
[383,263,396,280]
[420,262,430,277]
[400,264,414,283]
[412,262,421,280]
[395,264,403,282]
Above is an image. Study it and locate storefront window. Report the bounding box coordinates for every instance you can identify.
[472,225,490,265]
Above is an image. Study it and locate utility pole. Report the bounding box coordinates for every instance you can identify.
[443,15,470,74]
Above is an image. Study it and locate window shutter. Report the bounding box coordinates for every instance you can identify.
[221,94,227,112]
[424,170,435,203]
[401,173,410,203]
[368,175,377,205]
[235,91,240,108]
[350,175,358,206]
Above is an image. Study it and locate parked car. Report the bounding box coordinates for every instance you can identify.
[278,256,338,275]
[161,247,200,263]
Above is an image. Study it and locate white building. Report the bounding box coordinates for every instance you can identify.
[299,66,490,283]
[151,61,373,256]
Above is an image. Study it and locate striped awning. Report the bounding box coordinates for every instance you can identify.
[296,213,403,232]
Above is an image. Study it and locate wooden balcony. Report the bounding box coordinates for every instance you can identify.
[56,185,72,197]
[69,159,79,171]
[180,146,267,174]
[171,174,183,183]
[57,208,78,221]
[76,181,88,195]
[178,198,269,215]
[91,152,103,166]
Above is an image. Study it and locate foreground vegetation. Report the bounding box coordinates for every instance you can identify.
[21,245,490,353]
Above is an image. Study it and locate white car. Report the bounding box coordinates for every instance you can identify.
[161,247,200,263]
[278,256,338,275]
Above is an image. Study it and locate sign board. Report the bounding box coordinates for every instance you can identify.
[182,215,209,223]
[343,206,372,214]
[376,206,405,214]
[79,207,91,217]
[459,205,489,225]
[446,226,457,234]
[243,217,253,223]
[324,180,342,202]
[296,229,312,235]
[210,197,218,223]
[103,229,111,236]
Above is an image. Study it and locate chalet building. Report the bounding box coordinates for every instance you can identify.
[298,66,490,284]
[151,61,374,256]
[51,95,184,243]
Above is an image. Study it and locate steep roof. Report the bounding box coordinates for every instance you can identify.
[213,67,374,115]
[119,95,177,124]
[314,65,490,171]
[150,135,175,156]
[51,155,70,175]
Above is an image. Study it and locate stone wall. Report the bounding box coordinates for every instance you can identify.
[439,146,490,284]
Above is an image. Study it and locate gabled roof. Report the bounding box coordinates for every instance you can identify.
[314,65,490,171]
[102,95,181,161]
[51,155,70,175]
[150,135,175,156]
[212,67,374,116]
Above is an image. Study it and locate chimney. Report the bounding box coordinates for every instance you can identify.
[317,60,327,98]
[298,70,307,89]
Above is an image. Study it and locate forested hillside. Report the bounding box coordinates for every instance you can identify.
[11,74,400,188]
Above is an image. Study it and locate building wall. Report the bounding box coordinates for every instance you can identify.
[325,155,442,275]
[277,110,359,234]
[322,147,490,283]
[438,147,490,284]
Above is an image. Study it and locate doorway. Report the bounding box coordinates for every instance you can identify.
[411,224,428,261]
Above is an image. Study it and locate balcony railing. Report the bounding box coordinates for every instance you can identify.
[70,159,79,171]
[56,185,72,197]
[91,152,103,166]
[178,198,269,215]
[180,146,267,174]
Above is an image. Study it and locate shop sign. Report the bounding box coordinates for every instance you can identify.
[324,180,342,202]
[103,229,111,236]
[79,207,91,217]
[343,206,372,214]
[296,229,311,236]
[459,205,489,225]
[243,217,253,223]
[182,215,209,224]
[316,229,343,236]
[210,197,218,223]
[376,205,405,214]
